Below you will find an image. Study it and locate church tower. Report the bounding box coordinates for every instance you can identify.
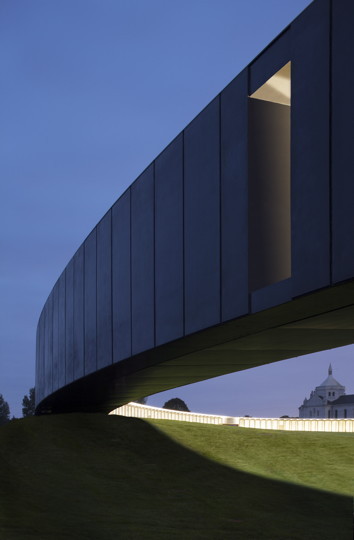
[315,364,345,402]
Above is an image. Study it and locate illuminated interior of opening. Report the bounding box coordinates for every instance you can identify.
[251,62,291,106]
[248,62,291,292]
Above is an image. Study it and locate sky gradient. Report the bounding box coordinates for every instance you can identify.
[2,0,353,418]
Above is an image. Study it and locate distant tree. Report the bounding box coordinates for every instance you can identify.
[162,398,190,412]
[22,387,36,417]
[0,394,10,425]
[134,396,148,405]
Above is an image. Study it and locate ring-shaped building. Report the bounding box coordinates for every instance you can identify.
[36,0,354,414]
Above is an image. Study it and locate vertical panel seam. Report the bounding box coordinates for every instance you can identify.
[110,209,113,364]
[70,263,73,383]
[72,263,74,382]
[51,291,53,394]
[64,268,67,385]
[219,93,222,323]
[128,192,132,356]
[246,66,252,314]
[96,229,100,371]
[53,287,56,390]
[84,244,87,375]
[112,208,115,364]
[129,188,133,355]
[73,258,76,380]
[82,248,85,376]
[245,69,250,310]
[153,161,156,347]
[329,0,333,284]
[182,130,186,336]
[57,285,59,388]
[43,304,46,398]
[95,229,98,372]
[70,264,76,382]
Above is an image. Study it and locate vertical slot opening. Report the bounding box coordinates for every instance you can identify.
[248,62,291,292]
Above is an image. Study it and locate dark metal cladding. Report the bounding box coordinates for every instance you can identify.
[131,166,155,356]
[155,134,184,345]
[112,189,132,362]
[35,0,354,415]
[58,271,66,388]
[44,292,53,398]
[220,70,249,322]
[52,280,59,392]
[65,259,74,384]
[84,228,97,374]
[332,0,354,283]
[37,311,44,405]
[249,30,291,95]
[35,319,40,401]
[97,211,113,369]
[73,245,84,379]
[291,0,331,296]
[251,278,292,314]
[184,97,221,335]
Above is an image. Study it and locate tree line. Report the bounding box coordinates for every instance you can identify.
[0,387,35,425]
[0,390,190,425]
[135,396,190,411]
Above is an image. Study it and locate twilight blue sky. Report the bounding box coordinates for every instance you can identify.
[1,0,353,418]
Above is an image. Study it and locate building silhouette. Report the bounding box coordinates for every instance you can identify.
[299,365,354,419]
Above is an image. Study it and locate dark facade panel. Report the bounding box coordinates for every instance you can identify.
[52,280,59,392]
[155,135,184,345]
[131,166,155,355]
[291,0,331,296]
[35,321,40,401]
[251,278,292,313]
[40,310,46,403]
[84,229,97,375]
[249,30,291,94]
[37,312,44,404]
[58,271,66,388]
[332,0,354,283]
[184,98,221,334]
[44,293,53,398]
[73,245,84,380]
[112,190,132,362]
[65,259,74,384]
[41,310,46,402]
[220,71,249,321]
[41,302,48,396]
[97,211,112,369]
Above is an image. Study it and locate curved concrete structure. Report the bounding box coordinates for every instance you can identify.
[109,403,354,432]
[109,402,235,425]
[36,0,354,414]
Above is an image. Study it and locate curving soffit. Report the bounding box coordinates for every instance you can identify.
[36,0,354,414]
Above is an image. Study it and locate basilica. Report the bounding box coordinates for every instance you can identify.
[298,365,354,419]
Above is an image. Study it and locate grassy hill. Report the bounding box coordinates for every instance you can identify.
[0,414,352,539]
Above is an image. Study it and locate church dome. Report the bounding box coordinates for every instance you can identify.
[317,364,345,390]
[299,364,350,418]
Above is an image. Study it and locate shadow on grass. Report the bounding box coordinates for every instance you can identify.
[0,414,351,539]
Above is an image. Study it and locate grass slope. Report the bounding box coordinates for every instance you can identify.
[0,414,352,539]
[149,420,354,496]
